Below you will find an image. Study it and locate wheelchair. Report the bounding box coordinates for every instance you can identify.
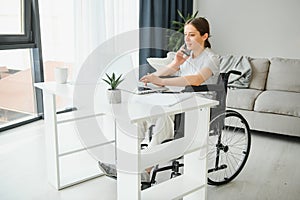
[142,70,251,189]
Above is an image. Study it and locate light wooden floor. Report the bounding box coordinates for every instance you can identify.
[208,131,300,200]
[0,120,299,200]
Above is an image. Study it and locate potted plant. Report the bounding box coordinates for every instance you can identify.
[102,73,124,104]
[168,10,198,52]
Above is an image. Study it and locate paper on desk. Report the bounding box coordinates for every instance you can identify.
[130,93,193,107]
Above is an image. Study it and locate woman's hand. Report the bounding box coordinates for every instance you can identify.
[140,73,164,86]
[172,47,190,66]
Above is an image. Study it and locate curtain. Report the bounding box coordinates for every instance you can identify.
[39,0,75,63]
[74,0,139,81]
[74,0,106,71]
[139,0,193,78]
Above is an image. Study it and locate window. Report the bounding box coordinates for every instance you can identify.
[0,0,43,131]
[0,49,38,128]
[0,0,23,34]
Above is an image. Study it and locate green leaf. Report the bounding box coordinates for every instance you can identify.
[114,79,124,89]
[178,27,184,33]
[115,74,122,83]
[105,73,112,83]
[187,13,191,19]
[192,11,199,18]
[172,21,184,26]
[102,79,111,86]
[177,9,184,20]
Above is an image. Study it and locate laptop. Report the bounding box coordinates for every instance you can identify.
[137,83,169,94]
[120,83,169,95]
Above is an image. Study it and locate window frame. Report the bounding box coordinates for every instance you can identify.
[0,0,33,48]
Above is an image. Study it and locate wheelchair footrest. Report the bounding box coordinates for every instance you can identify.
[208,164,227,173]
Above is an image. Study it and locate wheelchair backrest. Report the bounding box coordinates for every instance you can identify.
[182,70,241,117]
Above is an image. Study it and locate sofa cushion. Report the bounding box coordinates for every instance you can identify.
[146,52,175,70]
[226,88,262,111]
[249,58,270,90]
[254,90,300,117]
[266,58,300,92]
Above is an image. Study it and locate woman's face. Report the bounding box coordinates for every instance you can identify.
[184,24,207,51]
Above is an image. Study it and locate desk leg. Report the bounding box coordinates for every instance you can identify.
[184,108,210,200]
[43,92,60,189]
[116,120,141,200]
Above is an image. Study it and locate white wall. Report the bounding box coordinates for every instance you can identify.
[194,0,300,59]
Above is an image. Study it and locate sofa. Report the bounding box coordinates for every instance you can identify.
[226,57,300,137]
[147,54,300,137]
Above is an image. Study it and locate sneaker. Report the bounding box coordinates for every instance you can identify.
[98,161,150,182]
[98,161,117,179]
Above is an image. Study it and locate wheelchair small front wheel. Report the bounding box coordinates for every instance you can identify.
[207,110,251,185]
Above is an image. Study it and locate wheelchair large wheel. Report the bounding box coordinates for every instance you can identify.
[207,110,251,185]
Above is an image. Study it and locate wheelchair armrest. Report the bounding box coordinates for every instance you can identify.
[228,70,241,76]
[221,70,242,81]
[182,84,224,93]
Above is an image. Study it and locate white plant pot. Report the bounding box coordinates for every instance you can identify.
[106,89,121,104]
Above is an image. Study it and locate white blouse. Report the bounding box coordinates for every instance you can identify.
[177,48,220,85]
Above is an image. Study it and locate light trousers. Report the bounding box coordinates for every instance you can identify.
[138,115,175,148]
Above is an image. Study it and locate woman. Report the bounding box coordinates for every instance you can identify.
[139,17,220,147]
[140,17,220,87]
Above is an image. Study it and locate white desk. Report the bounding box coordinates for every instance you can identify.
[35,82,218,199]
[35,82,117,189]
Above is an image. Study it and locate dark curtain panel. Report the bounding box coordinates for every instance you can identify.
[139,0,193,78]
